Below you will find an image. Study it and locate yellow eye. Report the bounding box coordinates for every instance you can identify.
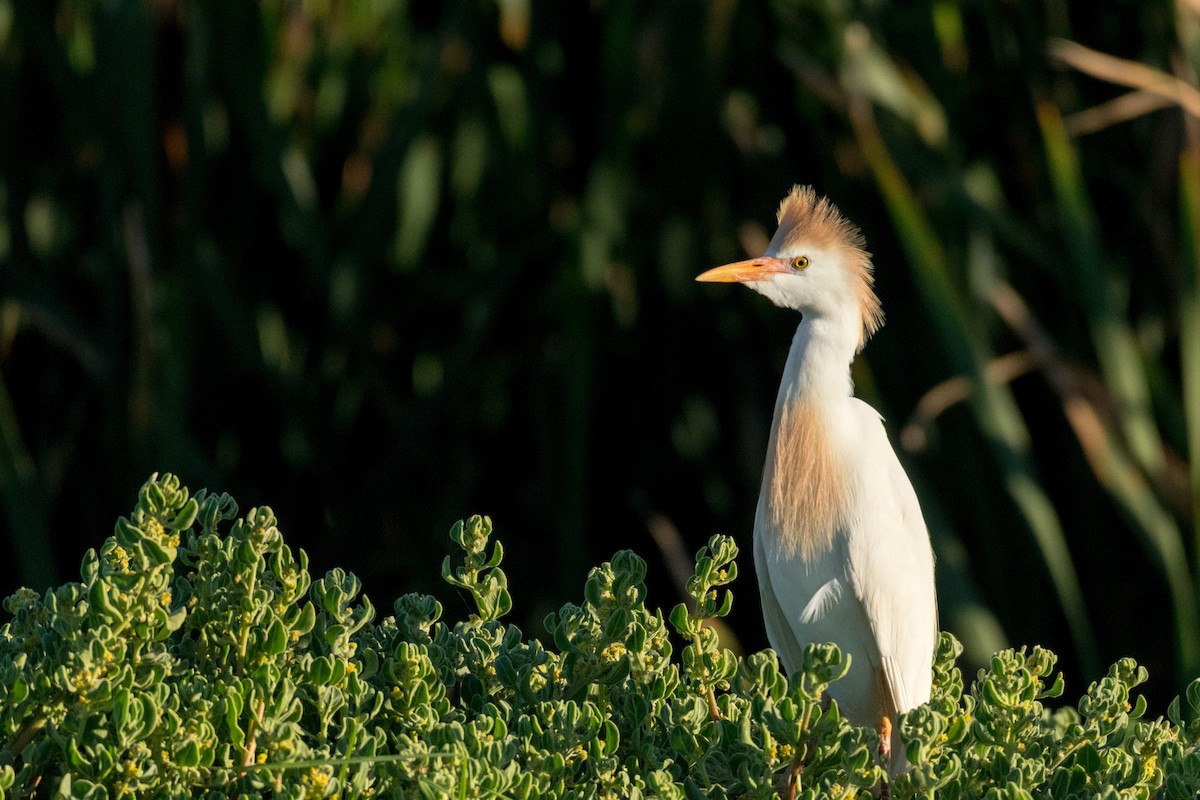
[792,256,810,270]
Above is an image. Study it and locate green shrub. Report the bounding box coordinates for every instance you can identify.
[2,474,1199,799]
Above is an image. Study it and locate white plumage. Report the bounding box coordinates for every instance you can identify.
[697,186,937,775]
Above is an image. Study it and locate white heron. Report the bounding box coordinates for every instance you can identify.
[696,186,938,777]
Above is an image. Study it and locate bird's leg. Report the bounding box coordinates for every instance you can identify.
[878,715,892,800]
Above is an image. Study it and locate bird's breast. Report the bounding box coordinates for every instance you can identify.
[761,399,852,563]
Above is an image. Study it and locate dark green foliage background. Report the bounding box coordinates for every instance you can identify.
[1,0,1197,710]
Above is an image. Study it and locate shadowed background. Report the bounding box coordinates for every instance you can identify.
[2,0,1199,709]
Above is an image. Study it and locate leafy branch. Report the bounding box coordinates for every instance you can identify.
[669,534,739,721]
[1,476,1199,798]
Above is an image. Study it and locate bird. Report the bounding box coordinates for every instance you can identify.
[696,186,937,777]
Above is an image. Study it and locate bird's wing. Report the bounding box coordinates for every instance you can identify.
[844,402,939,715]
[758,522,883,722]
[754,528,808,674]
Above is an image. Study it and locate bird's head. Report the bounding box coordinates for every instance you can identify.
[697,186,884,351]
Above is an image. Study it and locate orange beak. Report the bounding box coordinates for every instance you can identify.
[695,257,792,283]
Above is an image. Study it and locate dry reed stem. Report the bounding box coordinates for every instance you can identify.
[1049,38,1200,119]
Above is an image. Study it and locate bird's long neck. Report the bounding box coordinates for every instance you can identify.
[761,314,859,561]
[778,315,858,404]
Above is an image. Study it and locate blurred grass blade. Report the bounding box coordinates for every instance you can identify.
[209,1,327,279]
[1039,100,1200,678]
[841,22,948,149]
[394,134,442,271]
[1036,101,1165,482]
[988,279,1200,681]
[848,98,1098,676]
[0,370,55,589]
[1180,152,1200,579]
